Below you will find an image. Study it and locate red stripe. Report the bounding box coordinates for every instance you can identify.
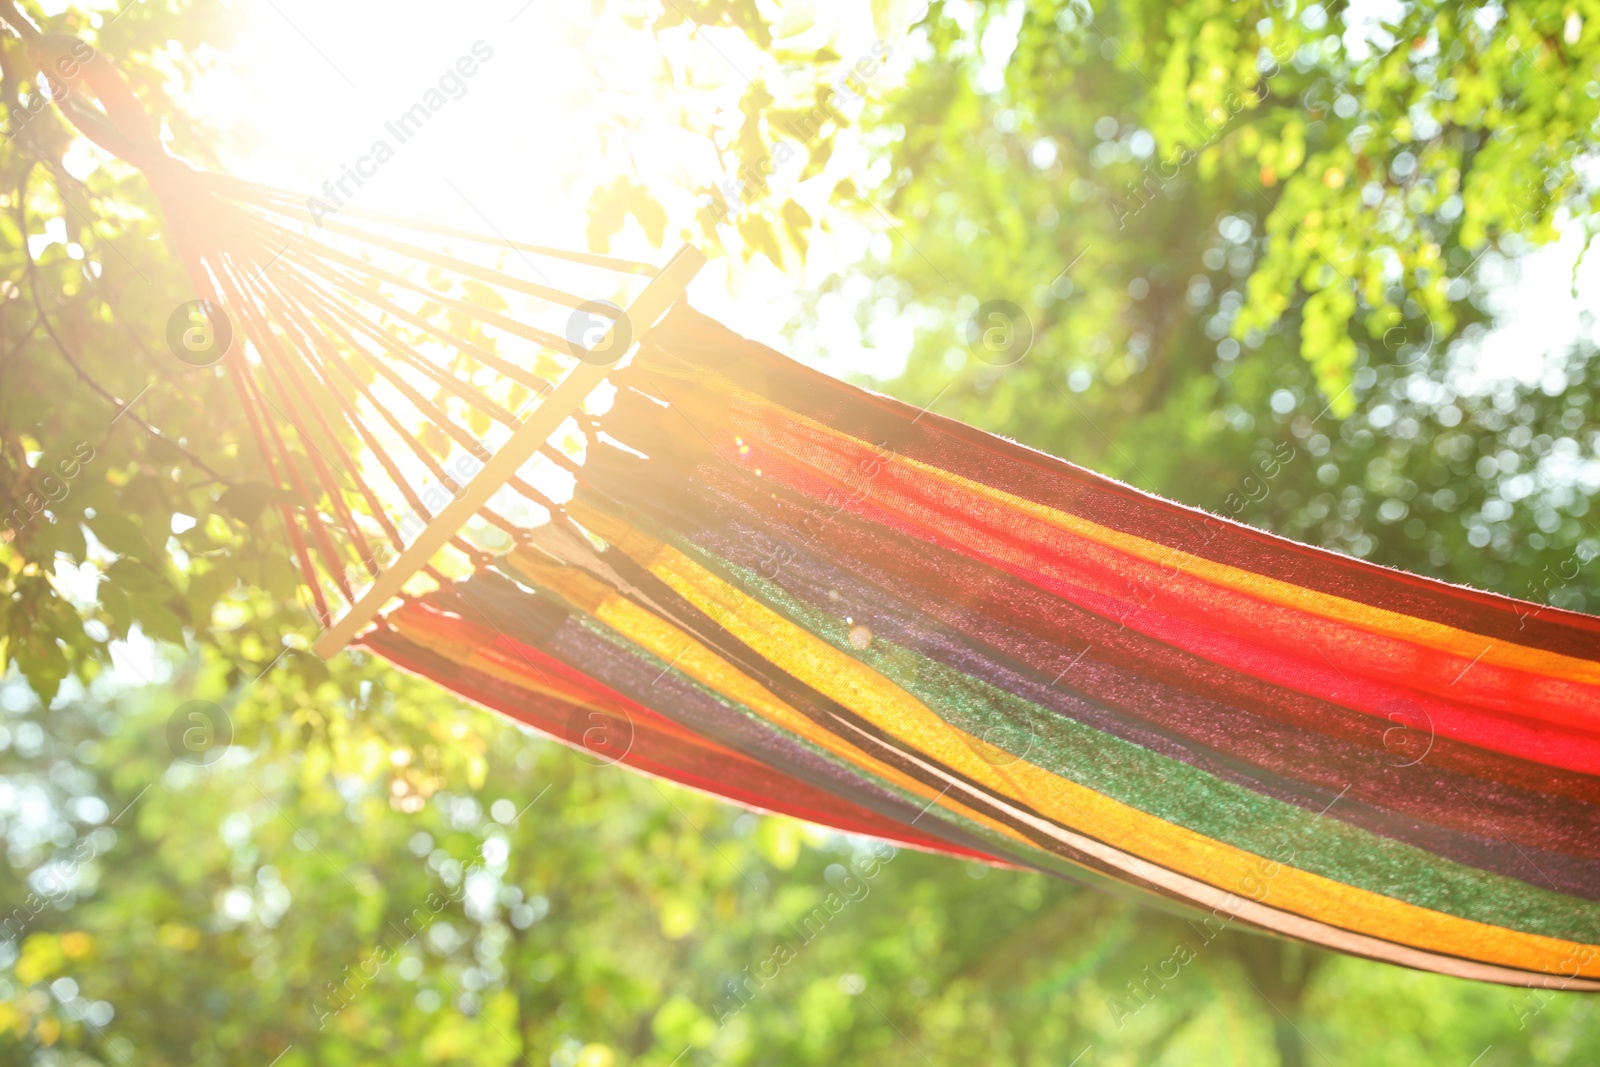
[720,425,1600,775]
[362,621,1003,861]
[643,308,1600,662]
[652,456,1600,860]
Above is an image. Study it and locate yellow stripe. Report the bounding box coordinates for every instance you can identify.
[729,388,1600,690]
[501,548,1039,852]
[624,534,1600,977]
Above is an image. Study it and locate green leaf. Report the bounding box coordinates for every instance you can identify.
[259,552,302,602]
[90,513,153,560]
[219,482,276,526]
[185,564,237,628]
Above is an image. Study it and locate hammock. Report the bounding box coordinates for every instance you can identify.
[14,15,1600,990]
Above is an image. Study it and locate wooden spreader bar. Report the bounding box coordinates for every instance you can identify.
[311,243,707,658]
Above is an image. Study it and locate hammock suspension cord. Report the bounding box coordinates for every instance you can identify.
[0,3,701,645]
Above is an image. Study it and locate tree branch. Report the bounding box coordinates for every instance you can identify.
[0,0,41,43]
[15,163,229,483]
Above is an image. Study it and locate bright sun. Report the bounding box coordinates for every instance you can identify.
[150,0,908,361]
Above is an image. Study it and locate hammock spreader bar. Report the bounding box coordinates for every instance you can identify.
[13,12,1600,990]
[311,243,706,657]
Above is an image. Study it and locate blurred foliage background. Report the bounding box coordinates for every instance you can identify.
[3,0,1600,1064]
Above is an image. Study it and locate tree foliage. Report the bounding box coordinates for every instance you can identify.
[3,0,1600,1065]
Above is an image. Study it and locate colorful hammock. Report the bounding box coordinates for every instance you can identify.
[14,12,1599,991]
[362,307,1600,990]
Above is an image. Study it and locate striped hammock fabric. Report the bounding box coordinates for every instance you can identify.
[363,305,1600,989]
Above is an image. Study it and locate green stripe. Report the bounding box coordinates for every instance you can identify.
[498,552,1181,910]
[663,532,1600,944]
